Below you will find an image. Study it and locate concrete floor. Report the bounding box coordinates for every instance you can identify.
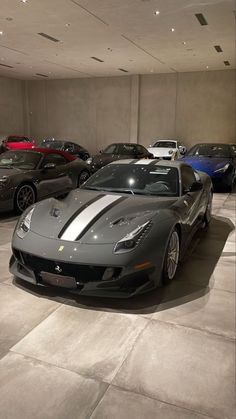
[0,192,235,419]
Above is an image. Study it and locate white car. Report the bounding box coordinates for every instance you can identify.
[147,140,187,160]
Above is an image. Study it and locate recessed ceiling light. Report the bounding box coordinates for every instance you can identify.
[171,28,175,32]
[65,23,71,27]
[154,10,160,15]
[21,0,28,3]
[206,65,209,69]
[0,31,3,36]
[182,41,187,45]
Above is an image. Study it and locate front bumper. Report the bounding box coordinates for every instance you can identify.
[10,250,155,297]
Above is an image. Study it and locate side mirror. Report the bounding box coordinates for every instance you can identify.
[43,162,56,170]
[185,181,203,193]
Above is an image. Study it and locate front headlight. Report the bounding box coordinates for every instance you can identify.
[86,157,93,164]
[16,207,35,238]
[113,221,151,254]
[214,163,230,173]
[0,176,10,190]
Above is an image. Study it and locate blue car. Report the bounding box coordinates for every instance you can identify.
[181,143,236,191]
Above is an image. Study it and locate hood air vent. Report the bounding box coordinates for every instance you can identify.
[91,56,104,62]
[195,13,208,25]
[36,73,49,78]
[38,33,60,43]
[118,68,128,73]
[0,63,14,68]
[214,45,223,53]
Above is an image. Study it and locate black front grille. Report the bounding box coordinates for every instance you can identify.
[13,249,108,283]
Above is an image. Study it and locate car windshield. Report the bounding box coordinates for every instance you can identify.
[39,140,63,150]
[82,164,179,197]
[0,151,41,170]
[153,141,176,148]
[7,136,31,143]
[187,144,231,158]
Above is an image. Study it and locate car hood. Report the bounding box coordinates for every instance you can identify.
[29,189,177,244]
[182,156,230,175]
[147,147,176,157]
[91,153,120,169]
[0,167,22,178]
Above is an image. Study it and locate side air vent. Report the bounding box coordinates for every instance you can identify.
[35,73,49,78]
[0,63,14,68]
[195,13,208,26]
[118,68,129,73]
[224,61,230,66]
[91,56,104,63]
[38,32,60,43]
[214,45,223,53]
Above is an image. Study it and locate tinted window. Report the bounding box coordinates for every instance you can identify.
[64,143,74,153]
[83,164,179,197]
[103,144,118,154]
[43,153,67,166]
[0,151,41,169]
[153,141,177,148]
[137,145,147,155]
[39,140,63,150]
[118,144,138,155]
[181,166,196,193]
[187,144,231,158]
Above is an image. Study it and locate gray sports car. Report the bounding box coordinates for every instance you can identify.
[10,159,212,297]
[0,148,90,213]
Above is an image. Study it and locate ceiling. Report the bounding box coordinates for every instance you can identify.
[0,0,235,80]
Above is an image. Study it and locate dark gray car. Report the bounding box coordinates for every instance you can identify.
[10,159,212,297]
[0,148,90,213]
[87,143,153,172]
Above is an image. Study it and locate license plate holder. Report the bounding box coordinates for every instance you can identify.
[40,272,77,288]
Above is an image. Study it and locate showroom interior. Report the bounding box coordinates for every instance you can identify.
[0,0,235,418]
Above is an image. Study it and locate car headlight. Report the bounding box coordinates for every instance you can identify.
[16,207,35,238]
[0,176,10,190]
[113,221,151,254]
[168,149,174,155]
[214,163,230,173]
[86,157,93,164]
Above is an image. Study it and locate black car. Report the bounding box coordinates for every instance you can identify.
[87,142,153,172]
[38,139,90,161]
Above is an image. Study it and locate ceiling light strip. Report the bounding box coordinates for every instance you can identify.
[91,56,104,63]
[118,68,128,73]
[195,13,208,26]
[70,0,109,26]
[38,33,60,43]
[35,73,49,78]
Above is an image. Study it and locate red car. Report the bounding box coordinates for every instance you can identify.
[0,135,35,153]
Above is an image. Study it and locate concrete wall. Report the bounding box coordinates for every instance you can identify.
[25,69,236,152]
[0,77,26,139]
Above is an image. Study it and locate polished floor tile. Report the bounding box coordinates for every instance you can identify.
[91,386,212,419]
[113,321,236,419]
[12,305,148,382]
[0,352,108,419]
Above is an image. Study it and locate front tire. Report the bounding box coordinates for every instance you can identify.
[14,184,36,214]
[162,229,180,285]
[77,170,90,187]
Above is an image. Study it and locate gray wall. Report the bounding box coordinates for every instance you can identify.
[0,77,27,138]
[1,69,235,151]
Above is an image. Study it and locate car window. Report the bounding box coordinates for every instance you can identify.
[187,144,231,158]
[119,144,137,155]
[0,151,41,169]
[136,145,147,155]
[103,144,118,154]
[181,166,196,193]
[7,136,30,143]
[153,141,176,148]
[64,142,74,153]
[43,153,68,166]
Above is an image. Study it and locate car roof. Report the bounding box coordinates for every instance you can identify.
[109,159,188,169]
[4,147,76,161]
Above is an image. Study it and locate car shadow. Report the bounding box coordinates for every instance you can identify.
[13,214,235,315]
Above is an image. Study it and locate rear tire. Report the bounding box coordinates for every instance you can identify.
[14,184,36,214]
[77,170,90,187]
[162,229,180,285]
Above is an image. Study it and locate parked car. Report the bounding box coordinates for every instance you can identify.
[38,139,90,161]
[147,140,187,160]
[0,135,35,153]
[87,142,153,172]
[181,143,236,191]
[0,148,90,213]
[10,159,212,297]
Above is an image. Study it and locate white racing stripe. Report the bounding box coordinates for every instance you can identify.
[61,194,121,241]
[134,159,153,165]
